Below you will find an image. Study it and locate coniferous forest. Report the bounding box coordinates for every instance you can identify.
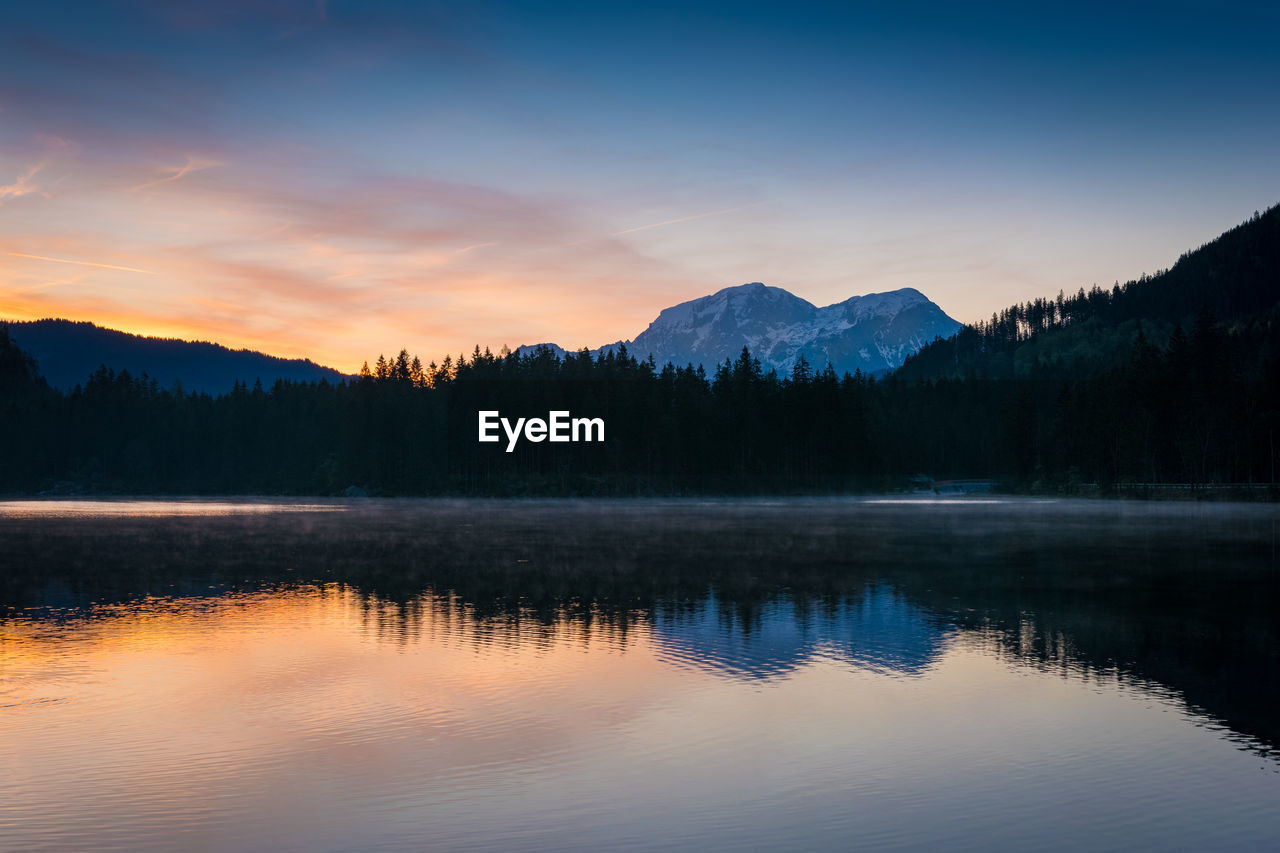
[2,206,1278,497]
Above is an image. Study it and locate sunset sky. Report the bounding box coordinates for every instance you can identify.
[2,0,1278,371]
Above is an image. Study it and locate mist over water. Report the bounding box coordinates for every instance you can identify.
[2,498,1278,851]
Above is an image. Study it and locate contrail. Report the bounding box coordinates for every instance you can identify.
[454,241,499,254]
[614,201,772,236]
[8,252,157,275]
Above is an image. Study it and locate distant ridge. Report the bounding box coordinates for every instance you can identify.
[4,319,349,394]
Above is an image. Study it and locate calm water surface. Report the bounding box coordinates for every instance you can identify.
[1,498,1277,851]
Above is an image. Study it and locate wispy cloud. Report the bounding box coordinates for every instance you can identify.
[0,161,45,204]
[8,251,157,275]
[132,156,223,192]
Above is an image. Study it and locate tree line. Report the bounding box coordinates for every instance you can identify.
[2,310,1277,495]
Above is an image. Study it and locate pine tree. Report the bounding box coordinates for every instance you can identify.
[790,354,812,384]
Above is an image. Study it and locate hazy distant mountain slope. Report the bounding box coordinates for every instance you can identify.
[602,282,961,375]
[514,342,569,360]
[5,320,348,394]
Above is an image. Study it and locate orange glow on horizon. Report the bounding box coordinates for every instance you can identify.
[2,136,1184,375]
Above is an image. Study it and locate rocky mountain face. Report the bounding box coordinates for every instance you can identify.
[523,282,962,376]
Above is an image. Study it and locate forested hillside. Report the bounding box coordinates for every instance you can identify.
[898,205,1280,380]
[4,320,347,394]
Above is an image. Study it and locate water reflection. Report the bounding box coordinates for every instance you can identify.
[653,587,952,679]
[1,498,1278,850]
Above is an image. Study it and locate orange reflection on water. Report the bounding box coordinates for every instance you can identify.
[0,585,687,852]
[0,500,348,518]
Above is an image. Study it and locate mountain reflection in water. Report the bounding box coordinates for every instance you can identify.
[652,587,951,679]
[1,498,1277,851]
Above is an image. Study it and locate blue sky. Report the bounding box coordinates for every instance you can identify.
[2,0,1277,368]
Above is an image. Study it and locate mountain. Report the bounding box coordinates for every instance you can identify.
[3,319,349,394]
[621,283,961,376]
[523,283,961,376]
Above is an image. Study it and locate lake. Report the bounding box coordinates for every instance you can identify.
[1,498,1277,851]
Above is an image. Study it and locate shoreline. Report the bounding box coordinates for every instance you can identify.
[1,489,1277,504]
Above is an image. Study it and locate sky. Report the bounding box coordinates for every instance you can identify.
[1,0,1278,371]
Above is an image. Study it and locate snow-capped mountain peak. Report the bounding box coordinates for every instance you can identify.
[527,282,961,376]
